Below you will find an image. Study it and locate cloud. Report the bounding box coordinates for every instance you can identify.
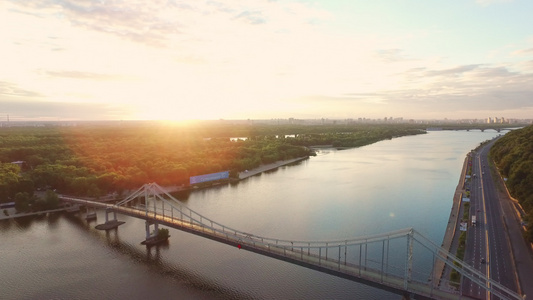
[0,81,43,98]
[6,0,326,48]
[379,63,533,116]
[374,49,413,63]
[2,1,533,120]
[424,65,483,77]
[303,61,533,119]
[512,48,533,56]
[0,98,132,121]
[233,10,267,25]
[7,0,185,47]
[0,80,130,120]
[41,70,124,80]
[518,60,533,72]
[476,0,513,6]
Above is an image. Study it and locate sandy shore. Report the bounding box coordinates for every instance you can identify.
[238,157,308,180]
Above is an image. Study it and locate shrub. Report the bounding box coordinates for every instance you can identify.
[157,228,169,239]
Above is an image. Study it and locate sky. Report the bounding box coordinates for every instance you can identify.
[1,0,533,121]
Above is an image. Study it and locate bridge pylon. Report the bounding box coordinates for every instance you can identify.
[105,207,117,223]
[404,228,414,290]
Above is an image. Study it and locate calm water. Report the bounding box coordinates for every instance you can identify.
[0,130,503,300]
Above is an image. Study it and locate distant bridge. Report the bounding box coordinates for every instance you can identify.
[60,183,523,300]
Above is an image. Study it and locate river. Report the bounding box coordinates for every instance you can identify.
[0,130,503,299]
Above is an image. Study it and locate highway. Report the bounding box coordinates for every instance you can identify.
[462,139,519,299]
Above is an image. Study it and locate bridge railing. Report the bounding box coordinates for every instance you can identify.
[129,183,413,247]
[117,191,443,294]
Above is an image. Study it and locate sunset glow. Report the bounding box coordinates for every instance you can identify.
[2,0,533,121]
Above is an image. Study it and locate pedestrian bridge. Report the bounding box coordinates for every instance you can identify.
[60,183,522,300]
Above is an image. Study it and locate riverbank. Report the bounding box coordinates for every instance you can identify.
[238,157,308,180]
[0,207,67,220]
[155,156,310,194]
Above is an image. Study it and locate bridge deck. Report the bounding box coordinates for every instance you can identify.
[60,196,470,300]
[60,188,522,300]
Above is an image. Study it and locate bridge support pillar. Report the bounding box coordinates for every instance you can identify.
[105,208,117,223]
[95,208,125,230]
[141,221,168,246]
[145,221,159,240]
[85,206,97,221]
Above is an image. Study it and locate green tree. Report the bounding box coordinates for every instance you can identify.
[14,192,32,213]
[44,190,60,209]
[491,125,533,243]
[157,228,170,239]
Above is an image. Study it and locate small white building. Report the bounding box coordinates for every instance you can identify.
[11,161,24,168]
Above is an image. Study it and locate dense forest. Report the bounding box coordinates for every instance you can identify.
[490,125,533,242]
[0,122,424,205]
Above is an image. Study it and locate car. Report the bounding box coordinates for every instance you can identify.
[481,258,486,264]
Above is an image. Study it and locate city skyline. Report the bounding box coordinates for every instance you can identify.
[1,0,533,121]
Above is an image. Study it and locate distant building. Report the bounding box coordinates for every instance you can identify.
[11,161,24,168]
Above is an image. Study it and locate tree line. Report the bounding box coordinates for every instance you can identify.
[0,122,424,209]
[490,124,533,242]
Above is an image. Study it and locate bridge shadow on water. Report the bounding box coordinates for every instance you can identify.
[0,211,63,232]
[62,211,258,300]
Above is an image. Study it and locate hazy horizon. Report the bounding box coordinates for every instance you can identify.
[2,0,533,121]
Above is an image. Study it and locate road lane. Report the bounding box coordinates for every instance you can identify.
[463,153,486,299]
[462,139,520,300]
[482,142,517,298]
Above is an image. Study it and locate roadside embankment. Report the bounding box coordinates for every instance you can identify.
[434,155,470,287]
